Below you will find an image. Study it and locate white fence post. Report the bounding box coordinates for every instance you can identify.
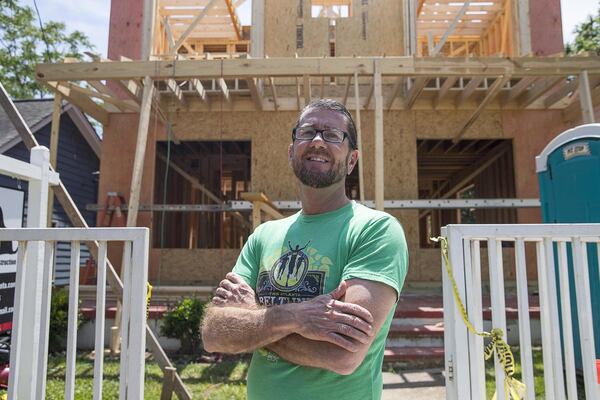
[7,146,50,400]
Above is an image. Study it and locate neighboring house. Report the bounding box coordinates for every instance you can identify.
[0,99,101,284]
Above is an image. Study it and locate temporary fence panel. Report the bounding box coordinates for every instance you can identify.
[442,224,600,400]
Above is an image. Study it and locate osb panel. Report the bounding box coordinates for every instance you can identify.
[263,0,299,57]
[336,0,404,56]
[169,111,299,200]
[298,18,331,57]
[414,110,504,139]
[158,249,241,285]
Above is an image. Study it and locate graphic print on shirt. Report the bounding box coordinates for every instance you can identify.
[256,241,331,306]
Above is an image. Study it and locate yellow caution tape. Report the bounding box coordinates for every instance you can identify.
[431,236,526,400]
[146,282,153,318]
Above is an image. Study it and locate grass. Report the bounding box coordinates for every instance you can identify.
[485,347,546,399]
[15,353,249,400]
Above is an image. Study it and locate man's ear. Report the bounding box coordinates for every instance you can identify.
[347,149,359,175]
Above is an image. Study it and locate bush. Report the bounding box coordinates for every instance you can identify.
[49,287,86,353]
[161,298,206,354]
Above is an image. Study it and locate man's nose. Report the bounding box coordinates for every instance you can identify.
[309,131,327,147]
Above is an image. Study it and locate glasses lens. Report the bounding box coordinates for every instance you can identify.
[295,126,316,140]
[322,129,344,143]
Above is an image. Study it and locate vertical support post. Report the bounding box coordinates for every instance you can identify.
[251,0,265,58]
[141,0,157,60]
[65,241,81,400]
[160,367,177,400]
[487,238,507,400]
[119,242,133,400]
[7,146,50,400]
[47,94,62,227]
[126,231,149,399]
[36,240,55,399]
[515,238,536,400]
[353,72,365,202]
[93,242,108,400]
[112,76,154,352]
[373,60,384,211]
[252,202,262,230]
[579,70,596,124]
[465,240,485,399]
[517,0,531,55]
[440,227,457,400]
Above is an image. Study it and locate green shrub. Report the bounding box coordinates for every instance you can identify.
[49,287,86,353]
[161,298,206,354]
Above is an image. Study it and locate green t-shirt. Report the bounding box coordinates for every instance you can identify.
[232,201,409,400]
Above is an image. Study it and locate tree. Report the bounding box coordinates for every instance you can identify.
[0,0,94,99]
[566,7,600,55]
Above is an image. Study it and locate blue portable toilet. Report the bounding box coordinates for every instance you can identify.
[536,123,600,373]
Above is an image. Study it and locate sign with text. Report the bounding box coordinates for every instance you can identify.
[0,186,24,332]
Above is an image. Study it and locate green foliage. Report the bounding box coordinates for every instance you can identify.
[161,298,207,354]
[0,0,94,99]
[49,287,86,354]
[565,7,600,55]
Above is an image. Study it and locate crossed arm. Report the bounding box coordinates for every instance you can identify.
[201,273,397,375]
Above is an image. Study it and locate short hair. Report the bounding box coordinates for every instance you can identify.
[295,98,358,149]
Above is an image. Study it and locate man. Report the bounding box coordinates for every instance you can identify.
[202,99,408,400]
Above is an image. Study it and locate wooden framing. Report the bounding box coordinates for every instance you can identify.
[35,56,600,123]
[373,61,384,211]
[354,72,365,202]
[578,70,596,124]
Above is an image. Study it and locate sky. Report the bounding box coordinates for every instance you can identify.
[20,0,599,58]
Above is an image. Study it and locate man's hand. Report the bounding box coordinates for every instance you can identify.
[294,281,374,352]
[212,272,257,307]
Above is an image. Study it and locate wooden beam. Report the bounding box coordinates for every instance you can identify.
[500,0,511,55]
[364,79,374,109]
[563,84,600,122]
[454,75,511,142]
[543,77,578,108]
[141,0,157,60]
[578,70,596,123]
[246,77,263,110]
[303,75,311,106]
[501,76,536,105]
[165,79,184,103]
[250,0,264,58]
[295,77,301,110]
[406,77,429,109]
[435,76,458,108]
[417,0,425,15]
[44,82,110,125]
[163,16,176,53]
[456,76,484,108]
[35,56,600,82]
[53,81,140,112]
[432,1,471,55]
[47,94,62,226]
[269,76,278,110]
[342,75,352,106]
[320,75,326,98]
[354,71,365,202]
[517,77,563,107]
[217,78,231,104]
[374,61,384,211]
[172,0,219,53]
[126,76,154,228]
[191,78,208,102]
[387,76,405,110]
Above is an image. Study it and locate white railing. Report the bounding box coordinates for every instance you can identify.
[442,224,600,400]
[1,146,150,399]
[2,228,149,400]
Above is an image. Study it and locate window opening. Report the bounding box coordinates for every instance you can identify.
[311,1,352,18]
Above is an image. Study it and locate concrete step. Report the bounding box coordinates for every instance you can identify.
[384,346,445,363]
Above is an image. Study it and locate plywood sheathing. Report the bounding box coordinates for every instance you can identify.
[158,249,240,285]
[335,1,405,57]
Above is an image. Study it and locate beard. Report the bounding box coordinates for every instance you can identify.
[292,148,350,188]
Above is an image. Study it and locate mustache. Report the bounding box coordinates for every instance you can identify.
[302,148,332,159]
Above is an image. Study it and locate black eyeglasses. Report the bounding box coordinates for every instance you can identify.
[292,126,356,149]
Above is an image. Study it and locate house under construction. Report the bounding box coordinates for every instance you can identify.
[35,0,600,287]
